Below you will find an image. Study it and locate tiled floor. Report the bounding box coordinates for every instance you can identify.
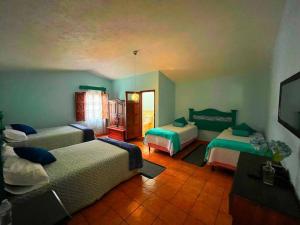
[68,140,233,225]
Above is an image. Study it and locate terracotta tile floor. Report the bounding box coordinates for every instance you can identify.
[68,140,233,225]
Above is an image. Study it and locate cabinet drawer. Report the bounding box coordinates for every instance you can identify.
[108,129,125,141]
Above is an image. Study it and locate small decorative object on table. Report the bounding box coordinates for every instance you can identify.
[115,113,121,127]
[262,161,275,186]
[262,140,292,186]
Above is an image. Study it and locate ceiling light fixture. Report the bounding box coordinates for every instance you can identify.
[132,50,139,102]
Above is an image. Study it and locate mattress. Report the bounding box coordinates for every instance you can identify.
[7,140,138,214]
[207,128,250,169]
[7,126,83,150]
[144,124,198,155]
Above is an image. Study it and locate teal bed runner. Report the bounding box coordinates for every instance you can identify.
[205,138,272,160]
[145,128,181,153]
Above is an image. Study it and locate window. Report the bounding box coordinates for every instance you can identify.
[75,90,108,134]
[85,91,104,132]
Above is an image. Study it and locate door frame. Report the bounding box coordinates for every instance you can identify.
[141,90,156,132]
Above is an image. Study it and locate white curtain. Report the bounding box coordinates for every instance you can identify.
[85,91,104,133]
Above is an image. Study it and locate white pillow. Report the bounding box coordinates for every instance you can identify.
[1,144,17,161]
[188,121,196,125]
[3,129,28,142]
[3,156,49,186]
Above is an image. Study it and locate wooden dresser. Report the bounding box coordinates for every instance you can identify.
[107,126,126,141]
[230,153,300,225]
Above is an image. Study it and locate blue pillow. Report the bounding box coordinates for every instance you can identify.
[233,123,256,134]
[174,117,188,126]
[173,121,185,127]
[14,147,56,165]
[232,129,250,137]
[10,124,37,135]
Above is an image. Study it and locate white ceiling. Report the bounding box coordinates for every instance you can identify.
[0,0,285,81]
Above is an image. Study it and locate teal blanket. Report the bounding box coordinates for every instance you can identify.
[145,128,181,153]
[205,138,272,160]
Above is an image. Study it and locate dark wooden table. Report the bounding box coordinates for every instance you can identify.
[11,190,70,225]
[230,152,300,225]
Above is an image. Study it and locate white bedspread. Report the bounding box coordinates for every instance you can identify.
[208,128,250,169]
[7,126,83,150]
[216,128,250,143]
[7,140,138,214]
[144,124,198,155]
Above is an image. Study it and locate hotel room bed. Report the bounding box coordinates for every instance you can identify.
[7,140,140,214]
[188,108,270,170]
[205,128,248,170]
[7,125,94,150]
[144,124,198,156]
[205,128,272,170]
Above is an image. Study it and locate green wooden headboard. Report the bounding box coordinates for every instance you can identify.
[189,108,238,132]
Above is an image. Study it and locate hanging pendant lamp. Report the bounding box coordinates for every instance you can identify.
[132,50,139,102]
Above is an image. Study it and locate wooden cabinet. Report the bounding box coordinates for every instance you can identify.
[108,93,143,141]
[108,99,125,127]
[108,99,126,141]
[107,126,126,141]
[230,153,300,225]
[108,96,142,141]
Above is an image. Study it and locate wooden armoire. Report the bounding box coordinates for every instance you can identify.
[107,99,126,141]
[108,99,125,128]
[108,94,142,141]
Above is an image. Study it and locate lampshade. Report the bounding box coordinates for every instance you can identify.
[131,93,139,102]
[132,50,139,103]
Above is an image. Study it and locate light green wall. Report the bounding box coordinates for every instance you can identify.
[158,72,175,126]
[0,70,112,128]
[175,73,269,132]
[112,71,159,99]
[112,71,160,126]
[266,0,300,198]
[0,69,175,129]
[112,71,176,126]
